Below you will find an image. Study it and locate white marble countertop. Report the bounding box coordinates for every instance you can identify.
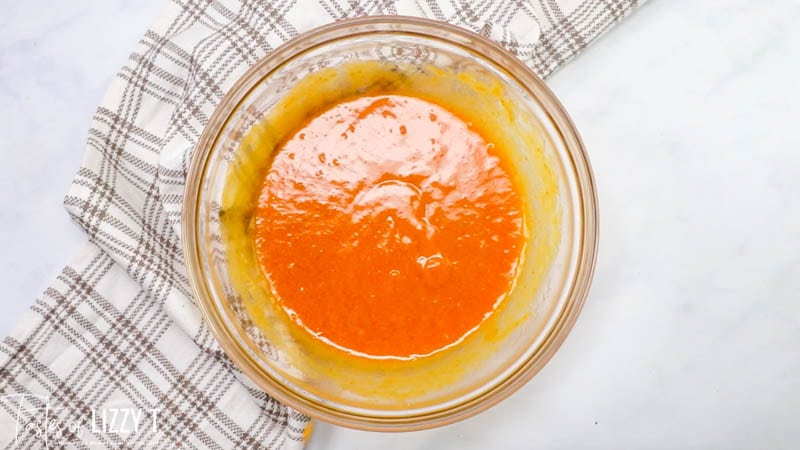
[2,0,799,448]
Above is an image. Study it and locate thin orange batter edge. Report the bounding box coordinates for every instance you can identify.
[253,94,525,358]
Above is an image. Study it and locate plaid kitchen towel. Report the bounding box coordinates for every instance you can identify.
[0,0,642,448]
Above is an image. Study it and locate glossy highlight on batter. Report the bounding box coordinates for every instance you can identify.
[253,94,525,358]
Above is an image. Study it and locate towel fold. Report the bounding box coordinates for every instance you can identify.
[0,0,641,448]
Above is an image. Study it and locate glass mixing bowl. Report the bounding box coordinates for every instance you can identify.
[183,16,598,431]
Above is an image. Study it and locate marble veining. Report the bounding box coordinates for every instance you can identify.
[1,0,798,448]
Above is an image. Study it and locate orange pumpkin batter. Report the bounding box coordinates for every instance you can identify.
[253,94,524,358]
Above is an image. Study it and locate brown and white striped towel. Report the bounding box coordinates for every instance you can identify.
[0,0,642,448]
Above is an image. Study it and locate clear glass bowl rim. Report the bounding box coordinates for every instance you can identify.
[182,15,599,432]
